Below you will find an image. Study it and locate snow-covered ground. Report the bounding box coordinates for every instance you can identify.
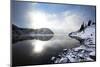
[51,20,96,63]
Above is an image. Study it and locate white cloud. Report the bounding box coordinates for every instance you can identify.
[27,10,84,34]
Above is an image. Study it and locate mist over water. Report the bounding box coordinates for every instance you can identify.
[13,30,80,65]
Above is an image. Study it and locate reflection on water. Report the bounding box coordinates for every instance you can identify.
[13,34,80,66]
[32,40,46,53]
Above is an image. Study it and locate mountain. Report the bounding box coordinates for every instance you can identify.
[12,24,54,43]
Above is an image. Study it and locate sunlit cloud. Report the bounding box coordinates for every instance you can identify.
[28,10,83,34]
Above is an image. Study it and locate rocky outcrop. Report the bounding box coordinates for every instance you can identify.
[51,20,96,63]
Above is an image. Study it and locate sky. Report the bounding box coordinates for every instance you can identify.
[12,1,96,33]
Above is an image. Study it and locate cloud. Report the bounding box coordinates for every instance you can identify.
[27,10,84,34]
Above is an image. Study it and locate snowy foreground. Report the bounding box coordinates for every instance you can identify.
[51,20,96,63]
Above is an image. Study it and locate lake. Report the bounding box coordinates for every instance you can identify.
[12,34,80,66]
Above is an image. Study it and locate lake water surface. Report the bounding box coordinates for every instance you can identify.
[13,34,80,66]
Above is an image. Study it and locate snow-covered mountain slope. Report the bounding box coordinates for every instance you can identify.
[51,20,96,63]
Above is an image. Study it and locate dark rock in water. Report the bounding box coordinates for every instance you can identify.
[12,24,54,43]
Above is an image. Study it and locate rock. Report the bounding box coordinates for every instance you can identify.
[51,20,96,63]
